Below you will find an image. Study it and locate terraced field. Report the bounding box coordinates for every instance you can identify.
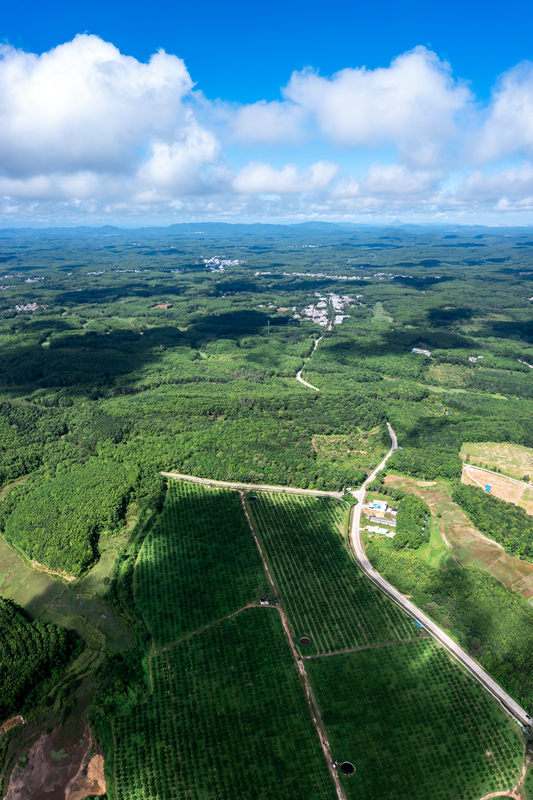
[245,492,424,654]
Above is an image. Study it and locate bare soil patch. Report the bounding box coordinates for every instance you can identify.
[462,465,533,515]
[66,753,106,800]
[4,723,105,800]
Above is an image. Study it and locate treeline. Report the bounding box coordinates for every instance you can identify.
[393,495,431,550]
[365,541,533,710]
[0,598,78,718]
[452,484,533,560]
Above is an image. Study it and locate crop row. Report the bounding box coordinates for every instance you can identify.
[135,481,265,645]
[246,492,424,653]
[307,639,523,800]
[113,608,334,800]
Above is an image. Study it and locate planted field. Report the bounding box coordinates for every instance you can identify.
[113,609,335,800]
[246,492,424,653]
[135,480,265,646]
[460,441,533,482]
[307,640,523,800]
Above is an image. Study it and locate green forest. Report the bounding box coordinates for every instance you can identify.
[0,224,532,799]
[0,598,77,718]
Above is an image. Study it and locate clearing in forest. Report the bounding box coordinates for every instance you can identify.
[383,475,533,602]
[311,426,388,476]
[460,442,533,483]
[461,463,533,515]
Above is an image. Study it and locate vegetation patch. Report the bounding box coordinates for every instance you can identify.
[460,441,533,482]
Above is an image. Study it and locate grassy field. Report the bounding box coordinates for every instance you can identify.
[245,492,424,654]
[460,441,533,481]
[0,532,131,651]
[384,475,533,602]
[112,609,334,800]
[307,640,523,800]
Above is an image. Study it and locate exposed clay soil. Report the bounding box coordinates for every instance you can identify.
[66,753,106,800]
[4,723,105,800]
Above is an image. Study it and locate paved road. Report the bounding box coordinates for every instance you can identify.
[160,472,343,498]
[350,424,532,729]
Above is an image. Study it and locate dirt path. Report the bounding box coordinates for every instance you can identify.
[151,603,259,656]
[161,471,342,498]
[296,335,322,391]
[302,636,425,660]
[240,492,347,800]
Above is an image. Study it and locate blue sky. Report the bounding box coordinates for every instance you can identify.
[1,0,533,225]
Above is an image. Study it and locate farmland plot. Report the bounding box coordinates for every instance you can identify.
[112,609,335,800]
[135,481,265,645]
[246,492,425,654]
[307,639,523,800]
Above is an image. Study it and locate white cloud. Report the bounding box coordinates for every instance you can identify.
[233,161,338,194]
[283,47,470,166]
[1,36,533,223]
[230,100,306,143]
[477,63,533,161]
[137,115,222,194]
[0,34,198,177]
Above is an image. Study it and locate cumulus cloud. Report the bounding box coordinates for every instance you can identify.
[233,161,338,194]
[1,35,533,223]
[477,63,533,162]
[0,34,197,177]
[230,100,306,143]
[283,47,471,166]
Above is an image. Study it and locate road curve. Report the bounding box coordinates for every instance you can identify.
[295,336,322,391]
[350,424,532,729]
[160,472,343,499]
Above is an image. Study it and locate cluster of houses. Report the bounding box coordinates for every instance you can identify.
[203,257,242,272]
[293,292,359,328]
[362,499,398,538]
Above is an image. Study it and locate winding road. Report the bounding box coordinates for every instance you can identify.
[349,424,532,729]
[295,335,322,391]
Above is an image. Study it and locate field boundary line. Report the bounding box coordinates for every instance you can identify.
[302,637,425,660]
[241,492,347,800]
[464,462,533,489]
[161,471,343,498]
[350,424,532,730]
[151,603,259,656]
